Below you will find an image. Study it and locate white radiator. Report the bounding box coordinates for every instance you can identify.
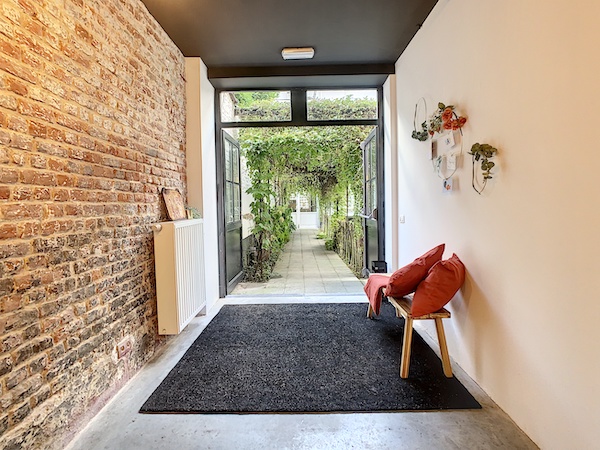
[152,219,206,335]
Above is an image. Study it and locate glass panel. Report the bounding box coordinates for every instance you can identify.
[370,179,377,214]
[224,141,232,182]
[366,141,372,179]
[220,91,291,122]
[232,146,240,183]
[233,184,241,221]
[225,182,233,223]
[365,182,371,214]
[307,89,378,121]
[370,140,377,179]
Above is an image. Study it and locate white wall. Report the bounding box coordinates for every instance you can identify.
[394,1,600,448]
[185,58,220,310]
[383,76,398,269]
[185,59,203,213]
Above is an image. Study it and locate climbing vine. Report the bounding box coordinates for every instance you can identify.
[236,94,376,281]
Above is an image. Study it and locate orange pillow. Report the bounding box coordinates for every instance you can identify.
[385,244,445,298]
[411,253,465,317]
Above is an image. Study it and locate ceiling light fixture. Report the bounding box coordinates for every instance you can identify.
[281,47,315,60]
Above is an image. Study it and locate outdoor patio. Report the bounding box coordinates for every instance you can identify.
[230,229,366,296]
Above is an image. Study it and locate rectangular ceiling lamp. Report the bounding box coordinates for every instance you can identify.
[281,47,315,60]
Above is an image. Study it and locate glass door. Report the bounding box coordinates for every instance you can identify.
[223,131,243,292]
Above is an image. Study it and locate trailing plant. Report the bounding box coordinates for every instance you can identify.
[469,142,498,194]
[412,121,428,141]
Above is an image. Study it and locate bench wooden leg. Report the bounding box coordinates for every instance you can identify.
[400,317,413,378]
[366,304,374,319]
[434,317,453,377]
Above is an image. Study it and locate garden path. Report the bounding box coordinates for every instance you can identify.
[230,229,365,296]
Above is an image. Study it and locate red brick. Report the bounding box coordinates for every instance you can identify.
[0,168,19,183]
[47,158,65,171]
[13,273,39,293]
[70,189,87,201]
[79,135,95,150]
[0,224,18,239]
[19,222,40,239]
[21,170,56,186]
[28,120,47,138]
[46,126,66,143]
[0,54,36,84]
[7,114,28,132]
[22,50,43,70]
[59,114,88,134]
[0,0,188,445]
[12,187,34,200]
[75,24,92,42]
[0,92,18,110]
[0,186,10,200]
[17,0,38,17]
[36,141,69,158]
[32,188,51,201]
[10,133,33,150]
[0,129,11,145]
[25,254,46,269]
[11,150,26,166]
[2,203,44,220]
[22,16,44,38]
[0,36,21,59]
[0,294,23,314]
[52,189,70,202]
[0,243,29,259]
[30,154,48,169]
[55,174,73,186]
[18,100,55,122]
[29,39,55,61]
[45,204,64,218]
[5,75,28,96]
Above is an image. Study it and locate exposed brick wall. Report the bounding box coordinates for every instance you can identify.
[0,0,186,448]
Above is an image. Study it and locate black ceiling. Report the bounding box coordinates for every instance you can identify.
[140,0,438,89]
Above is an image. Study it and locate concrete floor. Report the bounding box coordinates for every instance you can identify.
[66,230,538,449]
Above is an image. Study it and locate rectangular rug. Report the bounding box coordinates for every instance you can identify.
[140,302,481,413]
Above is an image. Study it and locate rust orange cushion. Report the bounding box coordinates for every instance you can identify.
[411,253,465,317]
[385,244,445,298]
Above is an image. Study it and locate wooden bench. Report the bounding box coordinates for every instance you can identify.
[368,290,453,379]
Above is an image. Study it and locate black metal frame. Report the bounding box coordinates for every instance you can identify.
[215,87,385,297]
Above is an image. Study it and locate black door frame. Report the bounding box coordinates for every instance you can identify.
[215,87,385,297]
[222,130,244,293]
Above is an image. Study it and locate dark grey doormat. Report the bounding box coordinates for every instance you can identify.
[140,302,481,413]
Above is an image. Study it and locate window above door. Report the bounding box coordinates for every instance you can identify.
[219,88,380,127]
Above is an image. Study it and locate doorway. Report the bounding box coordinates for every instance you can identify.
[215,88,385,297]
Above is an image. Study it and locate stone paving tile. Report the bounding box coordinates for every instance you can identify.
[231,229,365,296]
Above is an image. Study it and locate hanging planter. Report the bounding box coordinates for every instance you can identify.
[469,143,498,194]
[411,98,429,141]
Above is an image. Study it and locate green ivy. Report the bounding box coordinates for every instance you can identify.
[238,96,376,281]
